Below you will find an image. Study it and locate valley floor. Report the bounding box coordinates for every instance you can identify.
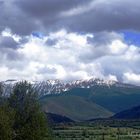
[52,120,140,140]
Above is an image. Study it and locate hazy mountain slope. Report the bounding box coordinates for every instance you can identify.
[112,105,140,119]
[58,86,140,113]
[40,94,113,121]
[46,113,74,124]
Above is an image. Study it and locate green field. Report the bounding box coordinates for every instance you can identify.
[52,120,140,140]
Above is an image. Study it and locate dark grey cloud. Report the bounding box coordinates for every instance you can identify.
[46,38,57,46]
[9,0,91,35]
[0,0,140,36]
[0,36,19,49]
[6,49,23,60]
[87,32,123,46]
[0,35,24,61]
[37,67,57,75]
[0,1,4,6]
[62,0,140,33]
[15,0,90,17]
[0,0,40,35]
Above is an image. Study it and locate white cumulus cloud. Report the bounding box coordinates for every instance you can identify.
[0,29,140,85]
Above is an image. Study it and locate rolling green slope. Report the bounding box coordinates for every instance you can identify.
[61,86,140,113]
[112,105,140,119]
[40,94,113,121]
[40,85,140,121]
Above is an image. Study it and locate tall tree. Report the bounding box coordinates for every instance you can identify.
[0,82,3,97]
[9,81,52,140]
[0,83,15,140]
[0,105,15,140]
[0,82,3,105]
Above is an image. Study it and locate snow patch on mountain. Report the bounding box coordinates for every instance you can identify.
[1,78,136,97]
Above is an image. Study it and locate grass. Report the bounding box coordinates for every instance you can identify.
[52,120,140,140]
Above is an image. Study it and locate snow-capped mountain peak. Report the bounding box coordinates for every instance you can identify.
[1,78,135,97]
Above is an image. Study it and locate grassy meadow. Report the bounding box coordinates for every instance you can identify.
[52,120,140,140]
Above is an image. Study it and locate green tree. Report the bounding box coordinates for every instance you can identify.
[0,82,3,97]
[0,105,15,140]
[9,81,52,140]
[0,82,3,105]
[0,83,15,140]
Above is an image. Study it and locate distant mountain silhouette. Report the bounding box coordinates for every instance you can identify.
[46,113,74,124]
[112,105,140,119]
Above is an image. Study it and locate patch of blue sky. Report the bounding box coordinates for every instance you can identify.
[121,31,140,47]
[32,32,44,39]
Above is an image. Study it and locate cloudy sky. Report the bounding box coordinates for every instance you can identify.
[0,0,140,85]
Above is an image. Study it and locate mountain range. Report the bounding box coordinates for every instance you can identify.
[2,78,137,96]
[2,78,140,121]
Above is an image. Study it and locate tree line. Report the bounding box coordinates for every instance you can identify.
[0,81,52,140]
